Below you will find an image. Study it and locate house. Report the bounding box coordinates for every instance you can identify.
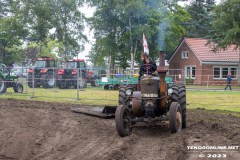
[168,38,239,85]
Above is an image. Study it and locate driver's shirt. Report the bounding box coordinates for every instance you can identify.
[139,59,157,80]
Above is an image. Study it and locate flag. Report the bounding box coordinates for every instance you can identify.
[143,33,149,54]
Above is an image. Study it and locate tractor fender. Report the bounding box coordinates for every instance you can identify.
[132,91,142,117]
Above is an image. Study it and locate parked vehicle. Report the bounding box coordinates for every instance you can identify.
[0,62,23,94]
[27,57,59,88]
[57,59,87,89]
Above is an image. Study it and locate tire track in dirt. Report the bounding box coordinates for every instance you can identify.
[0,99,239,160]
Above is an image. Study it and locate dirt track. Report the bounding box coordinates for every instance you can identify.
[0,99,240,160]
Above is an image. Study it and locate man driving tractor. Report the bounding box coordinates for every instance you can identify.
[139,52,157,79]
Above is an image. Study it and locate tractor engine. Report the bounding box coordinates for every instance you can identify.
[140,77,159,118]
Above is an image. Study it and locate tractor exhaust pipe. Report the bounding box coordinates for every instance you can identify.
[157,51,168,108]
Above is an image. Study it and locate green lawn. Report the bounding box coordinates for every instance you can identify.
[1,85,240,112]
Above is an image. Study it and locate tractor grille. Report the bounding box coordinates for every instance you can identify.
[140,77,159,96]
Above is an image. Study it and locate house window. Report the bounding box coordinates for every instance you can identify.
[185,66,196,79]
[231,68,237,78]
[213,66,238,79]
[222,67,228,78]
[181,51,189,59]
[213,67,220,79]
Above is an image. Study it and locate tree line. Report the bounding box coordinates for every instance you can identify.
[0,0,239,68]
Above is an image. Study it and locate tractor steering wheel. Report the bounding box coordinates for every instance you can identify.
[140,64,156,76]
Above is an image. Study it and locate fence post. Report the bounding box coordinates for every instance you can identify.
[182,69,185,84]
[32,69,35,98]
[26,68,28,94]
[76,68,80,100]
[207,74,210,88]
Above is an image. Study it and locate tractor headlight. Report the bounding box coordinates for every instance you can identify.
[126,89,132,96]
[168,88,173,95]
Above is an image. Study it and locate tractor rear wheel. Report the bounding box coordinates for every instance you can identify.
[0,76,6,94]
[178,84,186,128]
[42,72,56,88]
[171,83,186,128]
[74,77,87,89]
[115,105,132,137]
[169,102,182,133]
[14,83,23,93]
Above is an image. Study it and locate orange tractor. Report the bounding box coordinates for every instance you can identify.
[115,51,186,137]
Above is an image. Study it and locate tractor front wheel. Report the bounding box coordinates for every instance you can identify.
[169,102,182,133]
[115,105,132,137]
[14,83,23,93]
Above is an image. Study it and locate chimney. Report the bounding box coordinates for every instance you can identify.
[157,51,168,73]
[157,51,168,109]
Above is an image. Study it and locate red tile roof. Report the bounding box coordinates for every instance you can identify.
[184,38,240,62]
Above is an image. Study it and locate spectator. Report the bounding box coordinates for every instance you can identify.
[224,73,232,90]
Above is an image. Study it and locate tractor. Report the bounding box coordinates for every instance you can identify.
[27,57,58,88]
[0,62,23,94]
[57,59,87,89]
[115,51,186,137]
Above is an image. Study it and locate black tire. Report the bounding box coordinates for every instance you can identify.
[118,86,126,106]
[42,72,56,88]
[0,76,6,94]
[109,85,114,90]
[58,80,67,89]
[90,79,97,87]
[28,81,41,88]
[114,84,119,90]
[171,83,187,128]
[14,83,23,93]
[169,102,182,133]
[74,77,87,89]
[115,105,132,137]
[178,84,186,128]
[27,73,34,88]
[104,84,109,90]
[118,86,134,106]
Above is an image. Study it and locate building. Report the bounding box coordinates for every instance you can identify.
[168,38,240,85]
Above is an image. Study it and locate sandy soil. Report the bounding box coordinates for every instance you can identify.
[0,98,240,160]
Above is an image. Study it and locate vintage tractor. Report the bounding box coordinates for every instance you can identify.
[115,51,186,137]
[57,59,87,89]
[27,57,58,88]
[0,64,23,94]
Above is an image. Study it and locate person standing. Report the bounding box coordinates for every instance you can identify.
[224,73,232,90]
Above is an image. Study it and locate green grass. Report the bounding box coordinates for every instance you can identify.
[1,86,119,106]
[187,90,240,112]
[1,85,240,112]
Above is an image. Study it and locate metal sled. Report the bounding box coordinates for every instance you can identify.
[71,106,117,118]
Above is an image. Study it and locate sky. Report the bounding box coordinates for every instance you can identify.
[79,0,223,60]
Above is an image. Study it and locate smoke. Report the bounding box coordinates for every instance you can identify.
[158,18,170,51]
[157,2,170,51]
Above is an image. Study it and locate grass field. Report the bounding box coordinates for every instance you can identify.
[1,85,240,112]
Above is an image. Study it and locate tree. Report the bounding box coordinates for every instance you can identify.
[209,0,240,84]
[210,0,240,49]
[0,16,27,65]
[87,0,189,69]
[184,0,216,38]
[50,0,87,60]
[15,0,86,60]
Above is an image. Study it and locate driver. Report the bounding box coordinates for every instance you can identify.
[139,52,157,80]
